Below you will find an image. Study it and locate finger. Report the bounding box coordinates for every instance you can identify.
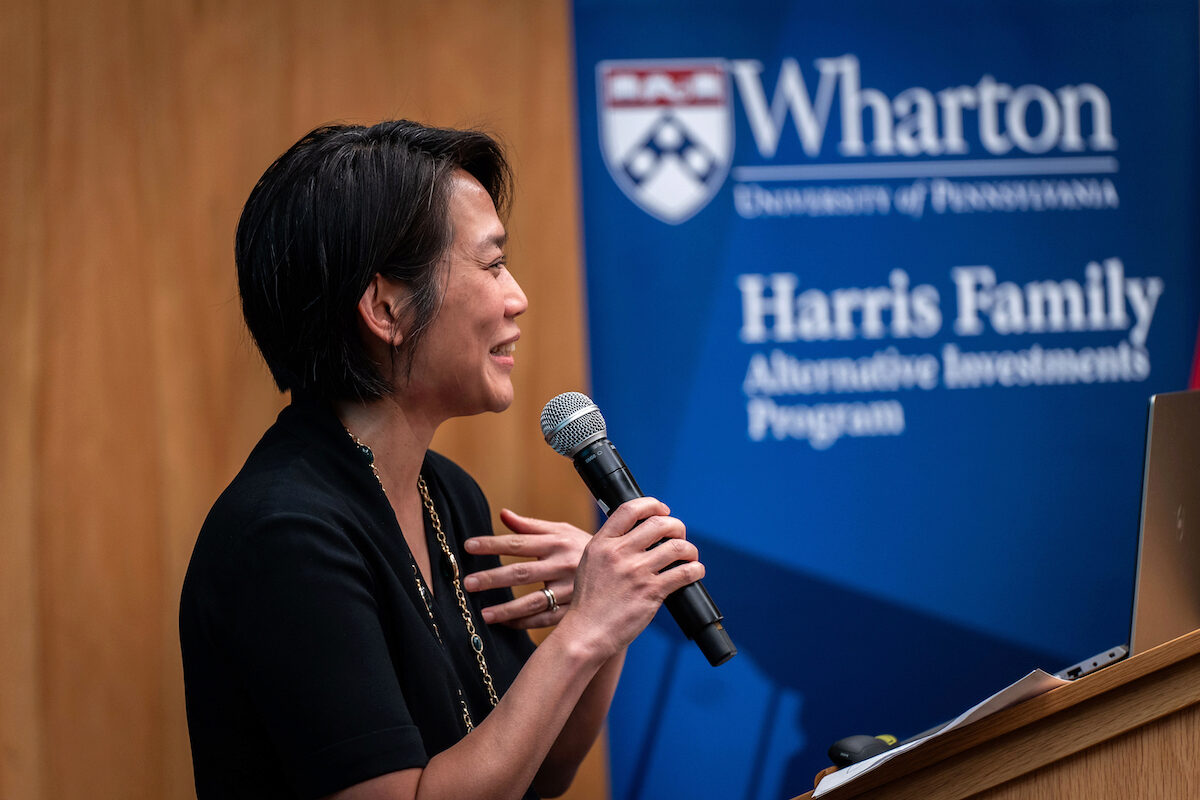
[597,497,671,538]
[479,586,562,624]
[498,508,568,536]
[641,537,699,574]
[620,514,687,552]
[503,606,568,630]
[464,532,554,559]
[464,559,572,592]
[543,580,574,608]
[655,560,706,597]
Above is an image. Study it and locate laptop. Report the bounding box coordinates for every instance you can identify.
[1054,390,1200,679]
[1128,389,1200,656]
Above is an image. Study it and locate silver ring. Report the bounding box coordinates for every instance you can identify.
[541,586,559,613]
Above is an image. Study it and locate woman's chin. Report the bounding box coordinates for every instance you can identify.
[476,380,515,415]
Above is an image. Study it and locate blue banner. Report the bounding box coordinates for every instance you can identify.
[571,2,1200,797]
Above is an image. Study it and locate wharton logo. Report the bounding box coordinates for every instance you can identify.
[597,55,1119,222]
[597,59,734,224]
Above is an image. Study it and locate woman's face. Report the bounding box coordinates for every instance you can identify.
[403,170,528,420]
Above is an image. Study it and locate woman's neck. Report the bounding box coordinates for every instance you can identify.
[334,395,438,495]
[335,395,442,593]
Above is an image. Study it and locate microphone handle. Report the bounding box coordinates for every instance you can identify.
[573,438,736,666]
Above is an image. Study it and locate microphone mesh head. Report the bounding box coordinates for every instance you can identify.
[540,392,607,456]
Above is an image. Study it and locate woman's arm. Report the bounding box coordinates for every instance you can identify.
[325,497,704,800]
[529,646,625,797]
[461,507,625,797]
[323,623,610,800]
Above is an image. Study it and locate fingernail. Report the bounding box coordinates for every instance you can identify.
[464,538,479,552]
[463,576,478,590]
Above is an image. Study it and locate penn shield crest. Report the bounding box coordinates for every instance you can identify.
[597,59,733,224]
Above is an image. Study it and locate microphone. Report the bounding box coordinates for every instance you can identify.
[540,392,736,667]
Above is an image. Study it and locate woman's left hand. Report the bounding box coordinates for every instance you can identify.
[462,509,589,629]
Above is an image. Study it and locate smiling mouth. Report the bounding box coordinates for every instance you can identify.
[490,341,516,356]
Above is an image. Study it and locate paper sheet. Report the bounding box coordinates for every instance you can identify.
[812,669,1069,797]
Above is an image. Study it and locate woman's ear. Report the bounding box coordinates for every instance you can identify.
[356,274,408,347]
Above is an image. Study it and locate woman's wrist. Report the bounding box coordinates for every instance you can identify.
[543,609,620,670]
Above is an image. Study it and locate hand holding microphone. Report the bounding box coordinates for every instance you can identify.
[564,496,705,659]
[541,392,736,666]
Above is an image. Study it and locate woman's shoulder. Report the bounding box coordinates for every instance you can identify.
[190,405,372,563]
[222,418,354,518]
[212,447,349,528]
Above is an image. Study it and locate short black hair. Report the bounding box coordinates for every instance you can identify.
[235,120,511,401]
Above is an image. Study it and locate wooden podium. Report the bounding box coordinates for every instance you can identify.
[792,628,1200,800]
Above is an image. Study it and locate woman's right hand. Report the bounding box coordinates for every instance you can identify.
[557,496,704,660]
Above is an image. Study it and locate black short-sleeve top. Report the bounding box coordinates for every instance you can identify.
[179,394,537,799]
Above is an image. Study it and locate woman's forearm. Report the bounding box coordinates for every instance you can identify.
[414,614,612,800]
[532,647,627,797]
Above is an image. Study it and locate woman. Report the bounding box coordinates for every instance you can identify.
[179,120,704,800]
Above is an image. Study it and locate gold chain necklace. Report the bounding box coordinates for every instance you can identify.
[417,476,500,709]
[345,429,499,731]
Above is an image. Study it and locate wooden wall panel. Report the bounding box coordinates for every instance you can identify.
[0,1,604,798]
[1,1,46,796]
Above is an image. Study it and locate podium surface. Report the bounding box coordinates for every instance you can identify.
[793,628,1200,800]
